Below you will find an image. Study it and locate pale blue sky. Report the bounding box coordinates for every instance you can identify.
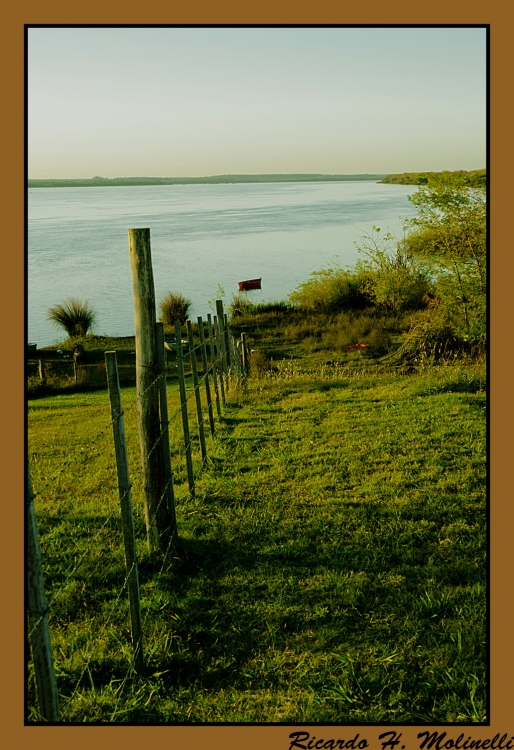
[28,26,487,178]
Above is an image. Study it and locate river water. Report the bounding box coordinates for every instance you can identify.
[28,181,418,347]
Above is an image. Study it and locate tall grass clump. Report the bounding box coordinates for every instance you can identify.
[289,264,371,313]
[229,294,293,320]
[159,291,192,327]
[46,297,97,338]
[228,292,255,318]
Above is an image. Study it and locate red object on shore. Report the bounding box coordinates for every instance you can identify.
[238,278,262,291]
[346,343,370,350]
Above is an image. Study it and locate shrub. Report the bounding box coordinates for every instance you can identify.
[229,292,255,318]
[355,227,434,314]
[248,349,276,375]
[46,298,97,338]
[159,291,192,326]
[248,301,292,315]
[288,264,371,313]
[389,316,469,364]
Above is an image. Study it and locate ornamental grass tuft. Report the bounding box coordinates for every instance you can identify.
[46,297,97,338]
[159,291,192,327]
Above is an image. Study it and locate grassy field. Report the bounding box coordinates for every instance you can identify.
[27,323,487,724]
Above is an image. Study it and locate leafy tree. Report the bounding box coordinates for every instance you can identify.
[401,180,486,343]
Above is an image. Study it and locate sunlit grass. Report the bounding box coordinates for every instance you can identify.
[27,344,486,723]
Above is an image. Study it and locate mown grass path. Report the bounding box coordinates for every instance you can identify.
[27,366,486,723]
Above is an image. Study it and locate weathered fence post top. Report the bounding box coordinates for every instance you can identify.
[128,229,157,355]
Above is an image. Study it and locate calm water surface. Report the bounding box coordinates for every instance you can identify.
[28,181,417,347]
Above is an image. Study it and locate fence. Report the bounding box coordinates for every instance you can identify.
[27,227,250,722]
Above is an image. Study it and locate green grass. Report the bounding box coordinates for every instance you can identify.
[27,329,486,723]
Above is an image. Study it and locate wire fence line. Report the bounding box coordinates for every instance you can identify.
[27,303,250,722]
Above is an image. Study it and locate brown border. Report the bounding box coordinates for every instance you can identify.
[3,4,511,749]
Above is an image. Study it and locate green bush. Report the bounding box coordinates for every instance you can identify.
[46,298,97,338]
[229,292,255,318]
[229,296,294,320]
[248,349,277,375]
[387,316,470,365]
[159,291,192,326]
[288,264,372,313]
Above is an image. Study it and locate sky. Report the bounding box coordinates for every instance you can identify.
[27,26,487,178]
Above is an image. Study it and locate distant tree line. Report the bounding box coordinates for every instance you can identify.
[28,173,388,188]
[380,169,486,187]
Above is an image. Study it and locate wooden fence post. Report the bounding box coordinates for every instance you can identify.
[222,308,232,370]
[155,322,177,533]
[197,316,215,435]
[27,468,60,722]
[236,340,244,376]
[231,330,243,378]
[38,359,45,382]
[187,320,207,462]
[175,320,195,498]
[213,315,226,404]
[225,317,241,378]
[207,314,222,416]
[128,228,172,553]
[241,333,248,373]
[105,352,144,673]
[215,301,230,379]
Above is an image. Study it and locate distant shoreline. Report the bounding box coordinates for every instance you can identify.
[27,173,388,188]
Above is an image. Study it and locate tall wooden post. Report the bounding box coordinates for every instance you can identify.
[27,468,60,722]
[215,305,229,387]
[213,315,226,403]
[216,301,228,375]
[155,322,177,533]
[105,352,144,673]
[187,320,207,462]
[207,314,222,416]
[241,333,248,373]
[197,316,215,436]
[175,320,195,498]
[128,228,172,553]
